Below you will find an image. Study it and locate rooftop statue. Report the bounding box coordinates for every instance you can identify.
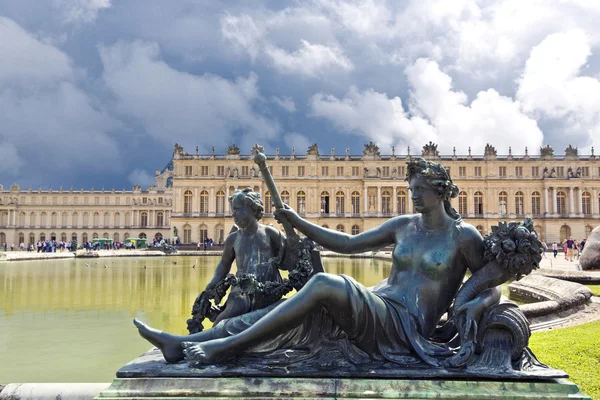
[134,155,556,379]
[363,141,380,157]
[565,144,578,157]
[540,145,554,157]
[484,143,497,157]
[421,141,439,157]
[227,144,241,155]
[306,143,320,156]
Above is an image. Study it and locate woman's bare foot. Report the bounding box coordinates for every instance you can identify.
[133,318,185,363]
[182,338,236,364]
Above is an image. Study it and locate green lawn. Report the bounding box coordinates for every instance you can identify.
[529,320,600,399]
[586,284,600,296]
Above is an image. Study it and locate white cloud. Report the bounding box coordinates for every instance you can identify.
[0,141,22,176]
[283,132,311,153]
[53,0,111,24]
[271,96,296,112]
[99,40,279,152]
[264,40,353,77]
[517,30,600,151]
[128,169,155,188]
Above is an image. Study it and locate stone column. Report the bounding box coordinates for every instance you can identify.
[209,188,215,214]
[225,186,230,214]
[544,188,549,215]
[364,186,368,214]
[392,185,398,214]
[149,210,154,228]
[552,188,557,215]
[377,186,382,215]
[569,187,575,215]
[577,188,582,215]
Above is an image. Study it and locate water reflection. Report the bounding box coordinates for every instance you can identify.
[0,256,391,383]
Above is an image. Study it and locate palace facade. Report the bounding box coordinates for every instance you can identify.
[1,142,599,248]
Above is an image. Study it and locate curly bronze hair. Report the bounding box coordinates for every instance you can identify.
[229,188,264,220]
[406,157,460,219]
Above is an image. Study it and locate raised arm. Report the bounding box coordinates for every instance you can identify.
[274,206,400,253]
[205,233,236,289]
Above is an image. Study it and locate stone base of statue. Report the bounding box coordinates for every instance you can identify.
[95,348,589,399]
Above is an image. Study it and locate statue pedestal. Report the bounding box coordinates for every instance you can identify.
[95,350,590,399]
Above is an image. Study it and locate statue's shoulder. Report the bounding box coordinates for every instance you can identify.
[456,220,483,244]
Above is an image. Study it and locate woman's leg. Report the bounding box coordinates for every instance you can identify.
[183,273,353,363]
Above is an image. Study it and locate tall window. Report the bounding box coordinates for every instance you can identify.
[199,226,208,243]
[82,233,88,243]
[104,212,110,227]
[321,166,329,176]
[531,191,541,215]
[184,190,193,214]
[532,166,539,177]
[351,225,360,235]
[141,212,148,227]
[336,191,345,214]
[113,233,120,242]
[216,190,225,214]
[515,191,524,215]
[72,212,78,227]
[352,166,360,176]
[199,191,209,214]
[200,166,209,176]
[498,191,508,215]
[297,191,306,214]
[156,212,164,226]
[30,212,36,226]
[498,167,507,177]
[281,191,290,205]
[459,166,466,177]
[382,191,391,215]
[114,212,120,226]
[93,212,100,227]
[320,191,330,214]
[458,191,467,215]
[183,225,192,243]
[20,212,26,226]
[282,166,289,176]
[397,190,407,214]
[337,166,344,176]
[515,166,523,177]
[185,166,193,176]
[41,212,47,227]
[125,212,131,227]
[0,212,8,226]
[474,166,482,177]
[351,191,360,215]
[556,191,566,215]
[61,212,67,227]
[582,192,591,215]
[265,191,272,214]
[474,191,484,215]
[298,166,305,176]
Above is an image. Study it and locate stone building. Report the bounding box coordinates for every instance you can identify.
[1,142,599,247]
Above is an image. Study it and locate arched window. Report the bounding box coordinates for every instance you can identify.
[199,190,209,214]
[93,212,100,227]
[215,225,224,244]
[560,225,570,242]
[216,190,226,214]
[498,191,507,216]
[199,225,208,243]
[515,191,524,215]
[61,233,67,242]
[322,224,329,229]
[351,225,360,235]
[124,232,130,240]
[125,212,131,227]
[18,232,25,245]
[61,212,68,227]
[114,212,121,227]
[265,191,273,215]
[320,191,330,214]
[103,232,109,239]
[83,212,89,227]
[30,212,36,226]
[458,191,468,216]
[474,192,484,216]
[156,212,164,227]
[582,192,591,215]
[336,191,345,214]
[50,232,56,241]
[281,191,290,205]
[51,212,57,228]
[139,232,146,239]
[113,232,120,242]
[155,232,163,241]
[296,191,306,214]
[183,190,193,214]
[41,212,47,227]
[476,225,484,237]
[93,232,99,239]
[183,224,192,244]
[382,191,391,215]
[0,212,8,226]
[0,232,5,245]
[397,190,407,214]
[19,212,26,226]
[29,233,36,245]
[336,224,345,232]
[71,233,77,242]
[556,191,566,215]
[40,232,46,242]
[82,233,88,242]
[72,212,79,227]
[531,191,541,215]
[104,212,110,227]
[351,191,360,215]
[140,212,148,227]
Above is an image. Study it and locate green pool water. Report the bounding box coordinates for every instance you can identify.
[0,256,514,383]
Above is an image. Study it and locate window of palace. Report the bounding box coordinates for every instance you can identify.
[52,197,57,204]
[268,166,273,175]
[581,167,590,177]
[105,197,110,205]
[382,166,389,177]
[556,191,566,215]
[351,191,360,214]
[63,197,68,204]
[217,166,225,176]
[352,166,360,176]
[515,166,523,177]
[201,166,209,176]
[116,197,120,205]
[199,191,209,214]
[158,197,163,204]
[499,191,508,215]
[321,166,329,176]
[382,191,391,214]
[446,167,451,176]
[458,191,467,215]
[296,191,306,214]
[265,191,272,214]
[515,191,524,215]
[352,225,360,235]
[474,192,484,215]
[531,192,541,215]
[337,166,344,176]
[85,197,90,205]
[336,191,345,214]
[141,212,148,227]
[142,197,147,204]
[282,166,289,176]
[185,166,193,176]
[398,166,406,177]
[556,167,564,177]
[397,190,407,214]
[582,192,591,215]
[298,166,305,176]
[498,167,507,177]
[474,166,482,177]
[74,197,78,204]
[216,191,225,214]
[459,166,466,177]
[281,191,290,205]
[532,166,539,177]
[320,191,330,214]
[95,197,100,205]
[184,191,193,214]
[42,196,47,204]
[336,224,345,232]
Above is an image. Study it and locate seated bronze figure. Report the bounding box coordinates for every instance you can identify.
[134,156,548,377]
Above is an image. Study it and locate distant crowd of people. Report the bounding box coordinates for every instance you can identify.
[542,236,587,261]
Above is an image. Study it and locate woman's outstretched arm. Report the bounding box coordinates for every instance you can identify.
[274,206,401,253]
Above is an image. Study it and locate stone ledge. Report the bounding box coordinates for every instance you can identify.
[95,377,590,399]
[537,268,600,284]
[0,383,109,400]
